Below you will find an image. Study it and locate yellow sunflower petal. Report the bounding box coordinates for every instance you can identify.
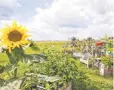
[12,21,18,28]
[0,21,31,52]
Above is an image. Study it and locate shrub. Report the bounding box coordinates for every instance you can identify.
[25,49,99,90]
[101,56,113,68]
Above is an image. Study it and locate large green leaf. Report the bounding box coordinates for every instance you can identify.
[4,64,17,72]
[22,54,47,63]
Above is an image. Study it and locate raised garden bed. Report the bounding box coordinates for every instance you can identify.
[19,73,72,90]
[99,63,113,76]
[0,75,72,90]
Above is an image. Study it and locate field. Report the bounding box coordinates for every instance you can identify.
[0,41,113,90]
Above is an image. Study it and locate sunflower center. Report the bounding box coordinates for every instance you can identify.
[8,31,22,42]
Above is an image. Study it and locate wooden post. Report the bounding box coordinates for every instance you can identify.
[99,63,105,76]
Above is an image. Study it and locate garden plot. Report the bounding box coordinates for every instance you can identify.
[79,53,93,67]
[91,58,101,68]
[99,62,113,76]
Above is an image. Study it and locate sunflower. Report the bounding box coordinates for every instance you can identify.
[0,21,30,52]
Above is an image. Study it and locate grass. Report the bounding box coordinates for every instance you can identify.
[0,41,113,89]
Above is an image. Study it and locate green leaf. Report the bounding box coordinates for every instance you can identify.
[29,40,40,51]
[4,64,17,72]
[0,65,5,74]
[45,83,50,90]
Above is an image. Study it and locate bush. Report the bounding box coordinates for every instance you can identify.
[26,49,99,90]
[101,56,113,68]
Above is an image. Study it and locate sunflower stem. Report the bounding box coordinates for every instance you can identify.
[14,68,17,78]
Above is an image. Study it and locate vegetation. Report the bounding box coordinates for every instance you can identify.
[0,21,113,90]
[101,56,113,68]
[0,41,113,90]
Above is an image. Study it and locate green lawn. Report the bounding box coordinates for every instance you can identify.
[0,41,113,89]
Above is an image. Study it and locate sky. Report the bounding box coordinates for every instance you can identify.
[0,0,113,40]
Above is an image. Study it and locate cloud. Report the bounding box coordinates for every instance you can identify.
[0,0,18,7]
[27,0,113,40]
[0,0,21,27]
[0,0,113,40]
[0,7,14,19]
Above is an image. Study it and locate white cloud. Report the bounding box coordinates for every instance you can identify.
[0,0,21,24]
[0,0,18,7]
[16,3,21,8]
[1,0,114,40]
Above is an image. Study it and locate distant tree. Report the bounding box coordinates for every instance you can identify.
[71,37,77,47]
[71,37,76,41]
[100,34,108,41]
[87,37,92,41]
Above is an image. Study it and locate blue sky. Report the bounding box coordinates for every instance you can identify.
[0,0,113,40]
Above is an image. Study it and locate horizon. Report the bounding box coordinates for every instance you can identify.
[33,36,114,41]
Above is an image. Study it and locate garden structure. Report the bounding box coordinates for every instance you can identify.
[99,39,113,76]
[68,37,113,77]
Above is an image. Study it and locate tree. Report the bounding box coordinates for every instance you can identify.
[71,37,77,47]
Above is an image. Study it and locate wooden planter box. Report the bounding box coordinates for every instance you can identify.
[99,63,113,76]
